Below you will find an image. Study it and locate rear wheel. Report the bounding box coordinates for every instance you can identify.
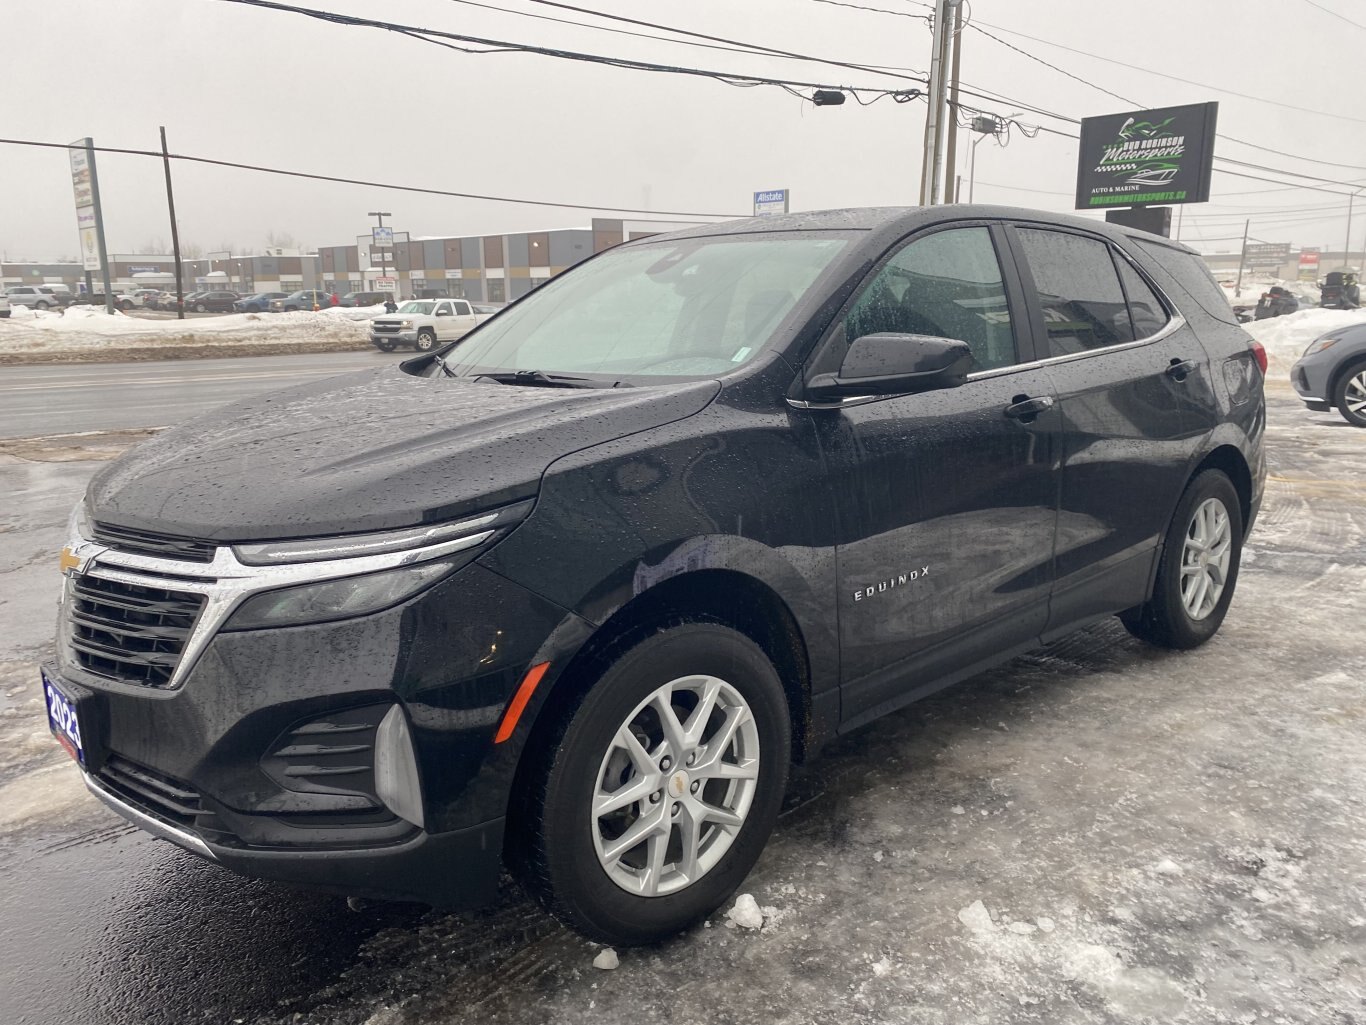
[1121,469,1243,649]
[415,329,437,352]
[195,302,208,313]
[35,301,49,311]
[512,623,790,945]
[1333,360,1366,427]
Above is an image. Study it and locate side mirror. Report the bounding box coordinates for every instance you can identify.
[806,333,975,401]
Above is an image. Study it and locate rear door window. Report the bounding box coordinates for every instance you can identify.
[1114,256,1170,338]
[1014,228,1134,355]
[1133,240,1239,325]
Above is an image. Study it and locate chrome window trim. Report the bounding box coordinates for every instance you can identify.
[60,528,494,691]
[83,772,217,860]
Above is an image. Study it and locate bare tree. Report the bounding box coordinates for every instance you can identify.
[182,243,204,259]
[265,231,298,251]
[136,238,169,255]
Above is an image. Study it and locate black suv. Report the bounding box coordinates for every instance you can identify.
[46,207,1265,945]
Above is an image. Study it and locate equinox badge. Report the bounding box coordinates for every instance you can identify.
[853,566,930,602]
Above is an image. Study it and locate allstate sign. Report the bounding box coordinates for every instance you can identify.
[753,190,789,216]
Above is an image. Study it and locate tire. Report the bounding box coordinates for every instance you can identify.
[1332,359,1366,427]
[119,301,133,312]
[511,622,791,946]
[195,302,208,313]
[1121,469,1244,650]
[35,301,49,311]
[373,339,396,352]
[415,329,437,352]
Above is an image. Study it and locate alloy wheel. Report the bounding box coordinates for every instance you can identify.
[1345,370,1366,419]
[591,674,760,897]
[1181,497,1232,621]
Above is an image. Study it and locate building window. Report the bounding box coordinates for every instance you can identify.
[487,278,506,303]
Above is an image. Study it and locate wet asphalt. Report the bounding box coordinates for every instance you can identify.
[1,368,1363,1024]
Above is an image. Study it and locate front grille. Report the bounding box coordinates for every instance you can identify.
[99,756,224,838]
[92,521,216,563]
[373,323,401,333]
[69,575,205,688]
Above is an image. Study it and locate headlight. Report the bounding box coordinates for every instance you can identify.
[223,559,456,631]
[67,501,93,542]
[400,319,413,329]
[1303,336,1339,356]
[232,507,522,565]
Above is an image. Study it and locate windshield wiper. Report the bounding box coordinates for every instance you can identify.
[473,370,610,389]
[430,353,457,378]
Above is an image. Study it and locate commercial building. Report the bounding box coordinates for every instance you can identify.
[317,218,702,301]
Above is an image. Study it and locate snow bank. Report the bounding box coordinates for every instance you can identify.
[1243,307,1366,370]
[0,306,370,354]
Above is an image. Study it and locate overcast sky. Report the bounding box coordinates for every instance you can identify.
[3,0,1363,261]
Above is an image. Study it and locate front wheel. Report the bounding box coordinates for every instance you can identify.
[372,339,396,352]
[1333,360,1366,427]
[414,329,437,352]
[195,302,208,312]
[511,623,791,946]
[1121,469,1244,649]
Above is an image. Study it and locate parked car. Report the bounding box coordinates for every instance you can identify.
[1290,323,1366,426]
[339,291,389,308]
[470,302,506,316]
[369,298,481,351]
[233,291,287,313]
[45,206,1265,946]
[68,291,138,311]
[127,288,163,307]
[269,290,331,312]
[35,286,74,309]
[187,291,242,313]
[5,285,61,310]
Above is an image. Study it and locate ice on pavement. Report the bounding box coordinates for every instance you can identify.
[726,893,766,930]
[591,948,619,970]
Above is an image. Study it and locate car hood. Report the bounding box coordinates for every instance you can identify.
[87,366,720,542]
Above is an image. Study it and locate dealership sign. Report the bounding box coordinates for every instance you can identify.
[1298,247,1321,281]
[69,141,101,272]
[1075,102,1218,210]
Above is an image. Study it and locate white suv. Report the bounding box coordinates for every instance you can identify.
[369,298,481,351]
[6,285,60,310]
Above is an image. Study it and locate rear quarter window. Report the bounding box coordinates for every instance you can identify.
[1132,240,1239,326]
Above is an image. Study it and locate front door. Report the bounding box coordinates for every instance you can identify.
[807,223,1061,726]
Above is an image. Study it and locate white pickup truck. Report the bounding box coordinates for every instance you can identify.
[369,298,485,352]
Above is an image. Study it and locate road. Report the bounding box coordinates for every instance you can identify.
[0,351,395,437]
[0,375,1363,1025]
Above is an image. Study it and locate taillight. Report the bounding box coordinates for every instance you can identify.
[1250,341,1268,375]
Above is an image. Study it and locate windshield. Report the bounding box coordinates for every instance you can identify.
[443,235,850,379]
[398,301,436,315]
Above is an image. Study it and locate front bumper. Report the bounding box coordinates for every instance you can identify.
[49,535,589,907]
[1290,356,1332,407]
[83,768,504,906]
[371,330,418,345]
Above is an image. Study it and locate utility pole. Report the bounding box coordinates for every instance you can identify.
[81,139,115,315]
[369,211,392,296]
[1345,190,1359,270]
[159,127,186,320]
[918,0,960,206]
[1234,218,1250,299]
[941,2,965,203]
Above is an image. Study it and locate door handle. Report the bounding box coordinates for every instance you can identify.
[1166,357,1199,381]
[1003,395,1055,421]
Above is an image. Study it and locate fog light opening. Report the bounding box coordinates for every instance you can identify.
[375,704,425,829]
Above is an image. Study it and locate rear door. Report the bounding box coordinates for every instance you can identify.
[452,300,478,338]
[805,222,1062,726]
[1006,223,1202,635]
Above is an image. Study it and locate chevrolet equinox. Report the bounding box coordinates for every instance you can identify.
[46,206,1266,945]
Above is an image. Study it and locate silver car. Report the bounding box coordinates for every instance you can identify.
[1290,323,1366,426]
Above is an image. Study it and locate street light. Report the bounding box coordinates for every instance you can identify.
[369,211,392,295]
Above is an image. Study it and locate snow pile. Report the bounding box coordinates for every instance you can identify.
[318,303,389,321]
[0,306,371,354]
[1243,307,1366,370]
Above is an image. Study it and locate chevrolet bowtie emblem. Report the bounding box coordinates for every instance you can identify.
[59,547,82,574]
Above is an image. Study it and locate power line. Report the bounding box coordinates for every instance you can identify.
[207,0,924,100]
[1301,0,1366,30]
[511,0,928,86]
[0,136,747,218]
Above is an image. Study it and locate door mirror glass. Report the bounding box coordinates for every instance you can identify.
[806,333,974,400]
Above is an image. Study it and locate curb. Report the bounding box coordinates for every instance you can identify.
[0,338,372,366]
